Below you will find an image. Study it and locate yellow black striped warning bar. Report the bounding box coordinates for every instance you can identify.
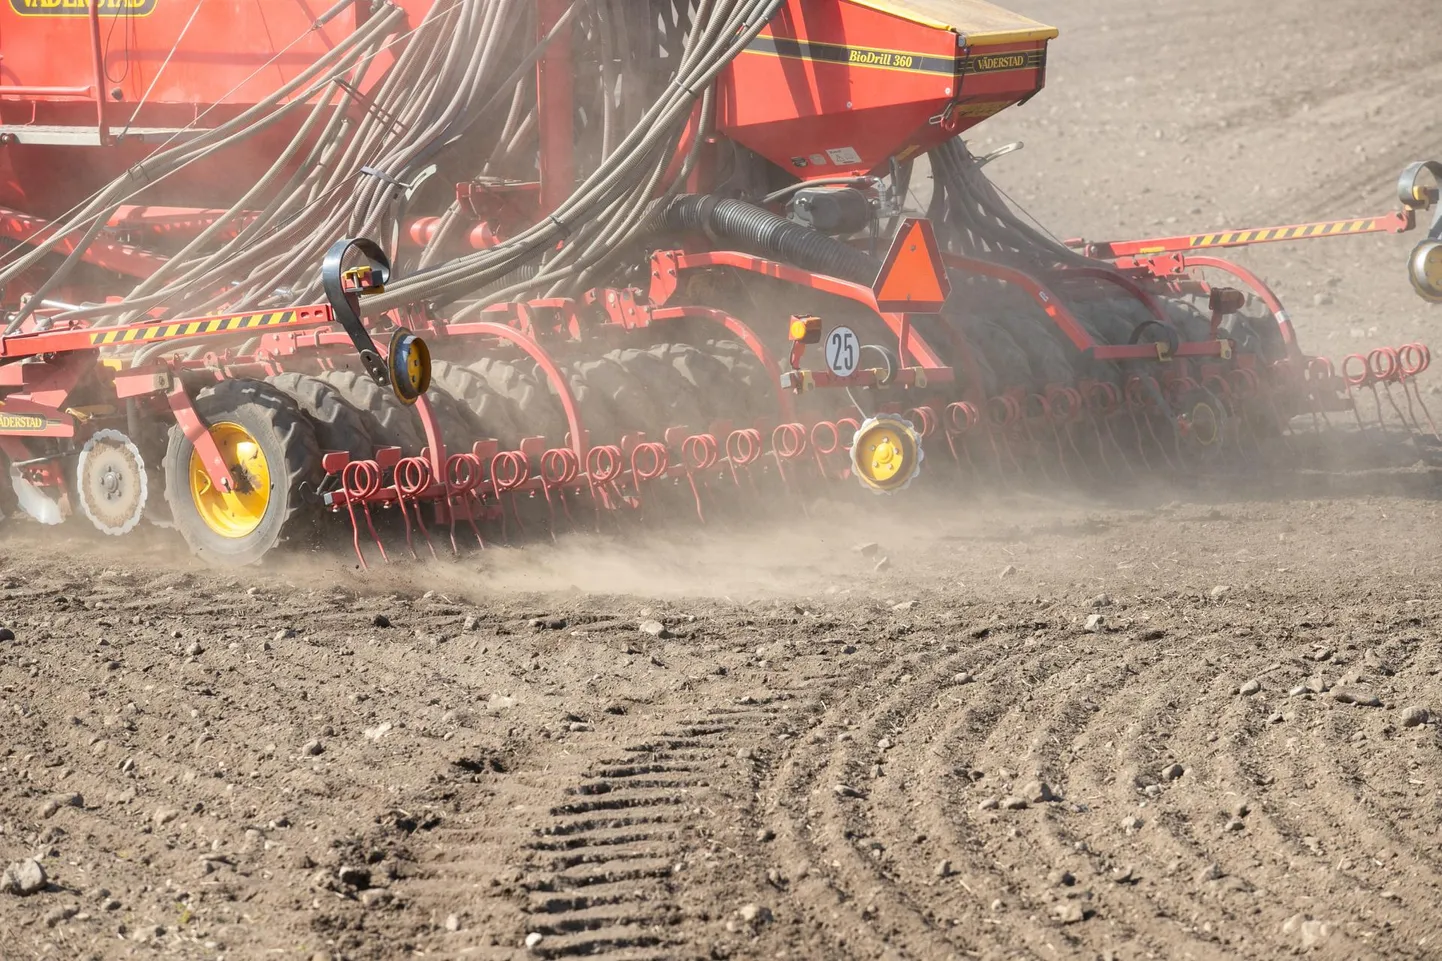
[87,310,298,347]
[1189,219,1378,249]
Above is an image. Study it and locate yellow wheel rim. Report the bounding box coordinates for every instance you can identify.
[861,427,907,484]
[188,422,270,538]
[1189,402,1221,446]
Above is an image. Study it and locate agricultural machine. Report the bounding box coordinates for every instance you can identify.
[0,0,1436,566]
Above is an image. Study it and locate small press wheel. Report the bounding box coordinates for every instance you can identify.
[163,379,321,565]
[1173,386,1229,468]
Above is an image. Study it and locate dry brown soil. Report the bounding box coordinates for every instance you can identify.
[4,1,1442,960]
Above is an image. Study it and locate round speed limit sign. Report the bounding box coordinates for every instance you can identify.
[825,325,859,378]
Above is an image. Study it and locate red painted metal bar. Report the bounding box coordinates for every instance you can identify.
[649,304,798,422]
[88,0,108,143]
[1130,252,1302,355]
[654,249,948,370]
[0,206,170,279]
[939,251,1100,352]
[1076,209,1414,259]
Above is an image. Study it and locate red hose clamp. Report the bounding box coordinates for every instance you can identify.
[905,406,938,437]
[1368,346,1400,384]
[630,441,669,483]
[541,447,581,486]
[1400,343,1431,378]
[1340,353,1370,389]
[987,394,1021,427]
[946,401,979,434]
[726,428,762,467]
[772,422,808,460]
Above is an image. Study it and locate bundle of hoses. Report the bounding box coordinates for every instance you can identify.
[0,0,782,339]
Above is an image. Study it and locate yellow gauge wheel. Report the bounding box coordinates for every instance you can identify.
[850,414,924,494]
[187,421,271,538]
[388,327,432,405]
[1409,240,1442,302]
[1188,400,1221,447]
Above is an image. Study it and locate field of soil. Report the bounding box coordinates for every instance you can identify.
[4,1,1442,959]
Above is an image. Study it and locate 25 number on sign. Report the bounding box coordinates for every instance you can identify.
[826,326,859,378]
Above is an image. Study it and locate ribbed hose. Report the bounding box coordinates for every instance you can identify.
[655,195,878,284]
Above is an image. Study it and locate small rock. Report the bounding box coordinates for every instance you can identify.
[372,613,391,628]
[185,641,204,657]
[1304,675,1330,694]
[891,600,917,612]
[1120,815,1143,834]
[337,865,371,890]
[1224,817,1246,832]
[0,627,14,642]
[934,859,952,878]
[43,904,78,927]
[1238,678,1261,696]
[302,739,325,756]
[1088,593,1113,609]
[274,627,296,642]
[444,914,461,932]
[1112,865,1136,883]
[363,722,392,740]
[833,784,865,799]
[979,797,999,811]
[1229,798,1252,818]
[524,932,544,950]
[1000,796,1029,811]
[1401,706,1432,728]
[755,827,775,843]
[874,557,892,572]
[1084,613,1106,633]
[1332,689,1382,707]
[153,807,179,827]
[1209,585,1231,600]
[359,889,392,908]
[1268,712,1285,724]
[1048,869,1075,886]
[999,564,1016,578]
[1,858,46,896]
[737,903,772,924]
[1160,763,1184,782]
[1021,780,1057,803]
[462,615,481,632]
[1054,902,1086,924]
[638,619,670,638]
[953,671,974,684]
[1300,919,1332,949]
[37,793,82,818]
[853,542,881,558]
[1196,862,1224,882]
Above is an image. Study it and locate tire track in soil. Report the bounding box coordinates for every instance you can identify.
[405,698,788,959]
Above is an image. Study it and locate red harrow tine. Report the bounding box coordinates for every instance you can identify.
[942,401,981,472]
[444,450,487,552]
[1398,343,1440,439]
[539,447,582,537]
[724,428,762,494]
[628,440,669,522]
[340,458,388,569]
[488,449,530,542]
[585,444,626,529]
[680,432,720,524]
[394,456,439,560]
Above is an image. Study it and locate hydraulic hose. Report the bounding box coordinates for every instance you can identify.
[654,194,878,285]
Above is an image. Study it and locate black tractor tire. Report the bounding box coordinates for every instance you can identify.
[570,356,664,441]
[429,359,523,445]
[607,346,708,433]
[315,369,426,453]
[703,338,775,422]
[266,371,375,460]
[469,355,567,440]
[162,378,321,566]
[647,341,748,424]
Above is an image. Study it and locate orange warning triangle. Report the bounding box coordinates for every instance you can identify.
[872,217,951,314]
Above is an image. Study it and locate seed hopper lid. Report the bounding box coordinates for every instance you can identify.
[849,0,1059,45]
